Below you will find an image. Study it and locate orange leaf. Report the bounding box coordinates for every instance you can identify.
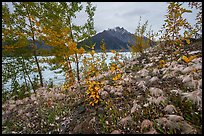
[182,55,189,63]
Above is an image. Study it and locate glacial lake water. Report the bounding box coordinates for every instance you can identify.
[2,52,132,91]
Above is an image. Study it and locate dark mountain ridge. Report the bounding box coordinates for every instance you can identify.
[78,27,138,51]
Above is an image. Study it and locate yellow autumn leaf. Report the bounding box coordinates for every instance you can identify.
[95,95,100,99]
[90,50,95,56]
[159,60,165,64]
[110,50,116,54]
[90,101,94,106]
[112,76,117,81]
[94,99,99,104]
[182,55,190,63]
[78,47,85,54]
[36,21,40,27]
[192,68,197,73]
[94,86,100,91]
[89,94,95,98]
[188,55,197,62]
[110,66,115,72]
[185,39,190,44]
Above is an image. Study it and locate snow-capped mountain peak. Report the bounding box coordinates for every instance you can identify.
[108,27,130,35]
[105,27,134,44]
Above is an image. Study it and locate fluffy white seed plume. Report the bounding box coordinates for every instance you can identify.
[182,75,192,83]
[170,89,183,95]
[188,50,201,55]
[144,63,153,68]
[197,79,202,89]
[192,63,202,70]
[152,68,159,75]
[171,64,184,73]
[191,57,202,63]
[145,76,151,80]
[180,121,196,134]
[16,100,23,105]
[144,128,158,134]
[149,76,159,82]
[177,75,184,81]
[131,100,141,114]
[140,119,153,132]
[181,89,202,107]
[137,68,149,77]
[118,116,132,126]
[149,87,164,97]
[137,80,147,91]
[104,85,111,91]
[114,92,123,96]
[164,104,177,114]
[25,112,32,117]
[155,117,174,128]
[111,130,123,134]
[137,80,146,88]
[182,67,193,74]
[155,96,166,105]
[147,96,157,104]
[184,79,197,89]
[165,115,184,122]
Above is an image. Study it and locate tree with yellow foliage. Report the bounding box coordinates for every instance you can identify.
[159,2,194,48]
[38,2,96,89]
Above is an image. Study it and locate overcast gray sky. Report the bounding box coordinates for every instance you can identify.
[74,2,199,35]
[4,2,199,38]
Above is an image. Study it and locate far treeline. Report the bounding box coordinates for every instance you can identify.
[2,2,202,103]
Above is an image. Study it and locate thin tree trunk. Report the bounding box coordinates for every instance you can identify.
[21,58,29,91]
[66,57,73,81]
[22,58,36,93]
[23,4,44,87]
[67,16,80,83]
[33,49,43,87]
[75,53,80,83]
